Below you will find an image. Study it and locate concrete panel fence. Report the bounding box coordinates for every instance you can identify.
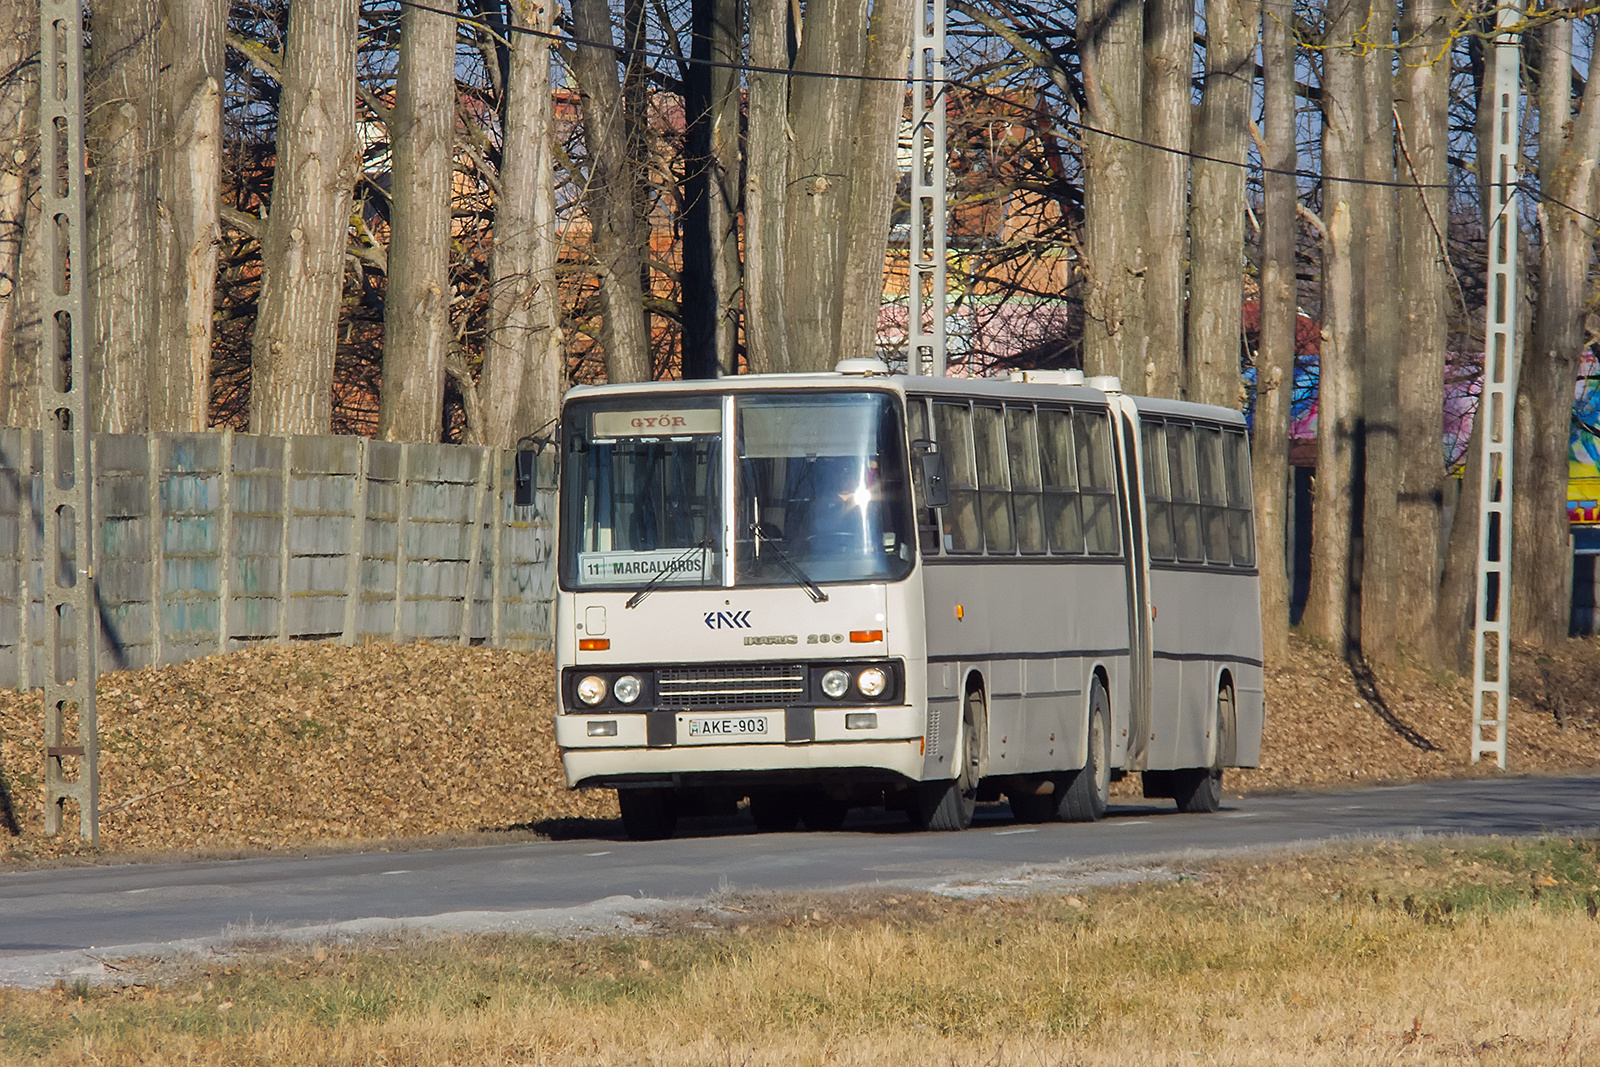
[0,429,556,689]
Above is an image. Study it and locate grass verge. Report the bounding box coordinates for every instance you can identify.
[3,836,1599,1065]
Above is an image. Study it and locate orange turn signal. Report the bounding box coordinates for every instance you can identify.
[579,638,610,651]
[850,629,883,643]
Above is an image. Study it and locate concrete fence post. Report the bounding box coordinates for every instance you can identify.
[391,442,410,642]
[343,435,368,645]
[217,430,234,656]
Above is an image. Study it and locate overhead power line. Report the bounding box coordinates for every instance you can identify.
[386,0,1600,217]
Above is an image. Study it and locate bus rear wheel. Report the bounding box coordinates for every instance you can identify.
[1173,687,1230,814]
[911,691,982,831]
[1056,680,1110,822]
[618,787,678,840]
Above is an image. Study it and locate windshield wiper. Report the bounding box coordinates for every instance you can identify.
[625,538,715,609]
[751,523,828,603]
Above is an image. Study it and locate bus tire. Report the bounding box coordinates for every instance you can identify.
[1056,680,1110,823]
[1173,687,1230,814]
[749,790,801,833]
[911,691,982,831]
[618,787,678,840]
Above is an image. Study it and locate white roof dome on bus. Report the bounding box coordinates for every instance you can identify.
[1008,369,1086,385]
[835,357,890,376]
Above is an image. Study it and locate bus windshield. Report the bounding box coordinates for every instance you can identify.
[735,393,915,586]
[560,391,915,591]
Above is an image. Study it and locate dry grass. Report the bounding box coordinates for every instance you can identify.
[3,837,1599,1065]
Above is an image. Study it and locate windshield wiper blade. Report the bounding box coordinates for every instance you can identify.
[625,538,715,609]
[751,524,828,603]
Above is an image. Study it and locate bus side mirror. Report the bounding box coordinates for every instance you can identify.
[514,434,558,506]
[514,448,538,506]
[912,439,948,508]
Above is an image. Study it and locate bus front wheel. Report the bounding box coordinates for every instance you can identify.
[618,787,678,841]
[911,691,982,831]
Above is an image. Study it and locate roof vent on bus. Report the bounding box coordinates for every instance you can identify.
[835,358,889,376]
[1085,374,1122,393]
[1008,369,1086,386]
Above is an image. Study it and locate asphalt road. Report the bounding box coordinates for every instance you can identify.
[1,774,1597,982]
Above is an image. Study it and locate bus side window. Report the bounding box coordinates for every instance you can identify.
[1038,408,1084,554]
[1142,421,1176,562]
[1075,410,1122,555]
[974,405,1015,553]
[1196,425,1231,565]
[907,397,941,556]
[934,402,982,553]
[1005,405,1045,554]
[1224,429,1257,566]
[1167,423,1204,563]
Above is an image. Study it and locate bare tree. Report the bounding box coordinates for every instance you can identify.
[480,0,563,446]
[151,0,225,432]
[0,4,37,427]
[741,0,789,373]
[249,0,360,435]
[1078,0,1146,384]
[378,0,454,441]
[87,0,159,433]
[1354,0,1403,660]
[1140,0,1192,398]
[1254,0,1297,661]
[1513,14,1600,645]
[1302,0,1363,649]
[1392,0,1454,661]
[681,0,742,378]
[1187,0,1257,409]
[568,0,652,383]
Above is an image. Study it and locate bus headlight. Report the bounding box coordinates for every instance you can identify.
[577,675,607,705]
[821,669,851,699]
[613,674,642,704]
[856,666,888,698]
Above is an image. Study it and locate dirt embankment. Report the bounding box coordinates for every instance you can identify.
[2,634,1598,862]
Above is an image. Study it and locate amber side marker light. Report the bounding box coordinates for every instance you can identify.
[850,629,883,643]
[579,638,610,651]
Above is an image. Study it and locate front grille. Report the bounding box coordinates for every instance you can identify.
[657,663,806,709]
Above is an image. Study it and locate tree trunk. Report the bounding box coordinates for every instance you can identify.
[1514,19,1600,645]
[569,0,652,383]
[151,0,224,433]
[1254,0,1296,663]
[87,0,159,433]
[1187,0,1257,409]
[378,0,454,442]
[836,0,915,366]
[742,0,790,374]
[249,0,359,435]
[1437,411,1480,671]
[681,0,742,378]
[0,3,38,426]
[1079,0,1146,384]
[1356,0,1403,660]
[1302,0,1364,649]
[1393,0,1453,663]
[481,0,562,447]
[1140,0,1191,399]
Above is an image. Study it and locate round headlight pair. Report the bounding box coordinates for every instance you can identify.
[576,674,642,705]
[820,666,890,700]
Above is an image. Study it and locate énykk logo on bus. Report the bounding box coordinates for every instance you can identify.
[704,610,752,629]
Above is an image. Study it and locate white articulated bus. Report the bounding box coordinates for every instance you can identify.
[545,361,1264,840]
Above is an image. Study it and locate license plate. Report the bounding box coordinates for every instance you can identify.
[685,714,771,738]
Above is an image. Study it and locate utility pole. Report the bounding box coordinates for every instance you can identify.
[38,0,100,840]
[907,0,947,377]
[1471,0,1520,770]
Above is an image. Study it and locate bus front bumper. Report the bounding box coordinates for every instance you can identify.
[556,705,928,787]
